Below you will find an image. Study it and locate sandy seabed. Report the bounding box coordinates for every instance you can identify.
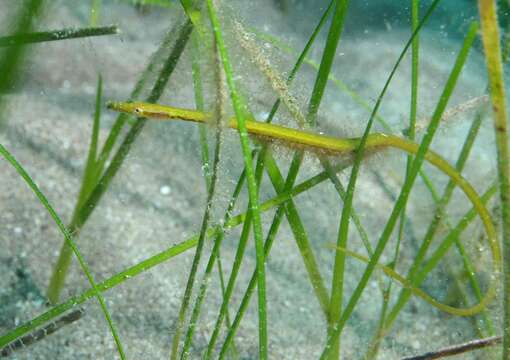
[0,0,500,359]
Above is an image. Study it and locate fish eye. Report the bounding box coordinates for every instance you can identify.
[134,108,142,114]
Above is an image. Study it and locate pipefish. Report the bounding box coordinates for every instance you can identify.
[107,100,501,317]
[106,101,486,202]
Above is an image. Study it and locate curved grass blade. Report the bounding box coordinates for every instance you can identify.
[383,109,489,331]
[328,240,496,317]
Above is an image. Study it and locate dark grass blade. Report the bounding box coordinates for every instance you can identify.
[0,308,85,357]
[0,25,118,47]
[76,75,103,212]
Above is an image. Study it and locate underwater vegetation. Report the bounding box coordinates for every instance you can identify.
[1,0,510,359]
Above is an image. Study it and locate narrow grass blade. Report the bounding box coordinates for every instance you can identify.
[477,0,510,356]
[182,163,248,360]
[46,16,194,303]
[190,30,211,187]
[171,117,223,360]
[217,166,299,359]
[0,25,118,47]
[46,75,104,304]
[79,75,103,209]
[0,0,44,127]
[0,144,126,359]
[172,36,226,360]
[204,163,263,359]
[366,2,419,357]
[205,1,268,357]
[263,153,330,311]
[322,9,478,359]
[307,0,350,126]
[90,0,101,26]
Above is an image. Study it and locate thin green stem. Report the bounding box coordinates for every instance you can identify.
[176,34,225,360]
[46,17,194,303]
[366,2,421,357]
[205,2,267,357]
[170,109,223,360]
[204,152,268,358]
[264,153,330,312]
[0,0,44,127]
[322,10,475,359]
[90,0,101,26]
[190,30,211,188]
[218,162,297,359]
[0,144,126,359]
[307,0,350,126]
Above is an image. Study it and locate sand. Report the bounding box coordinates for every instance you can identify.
[0,0,499,359]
